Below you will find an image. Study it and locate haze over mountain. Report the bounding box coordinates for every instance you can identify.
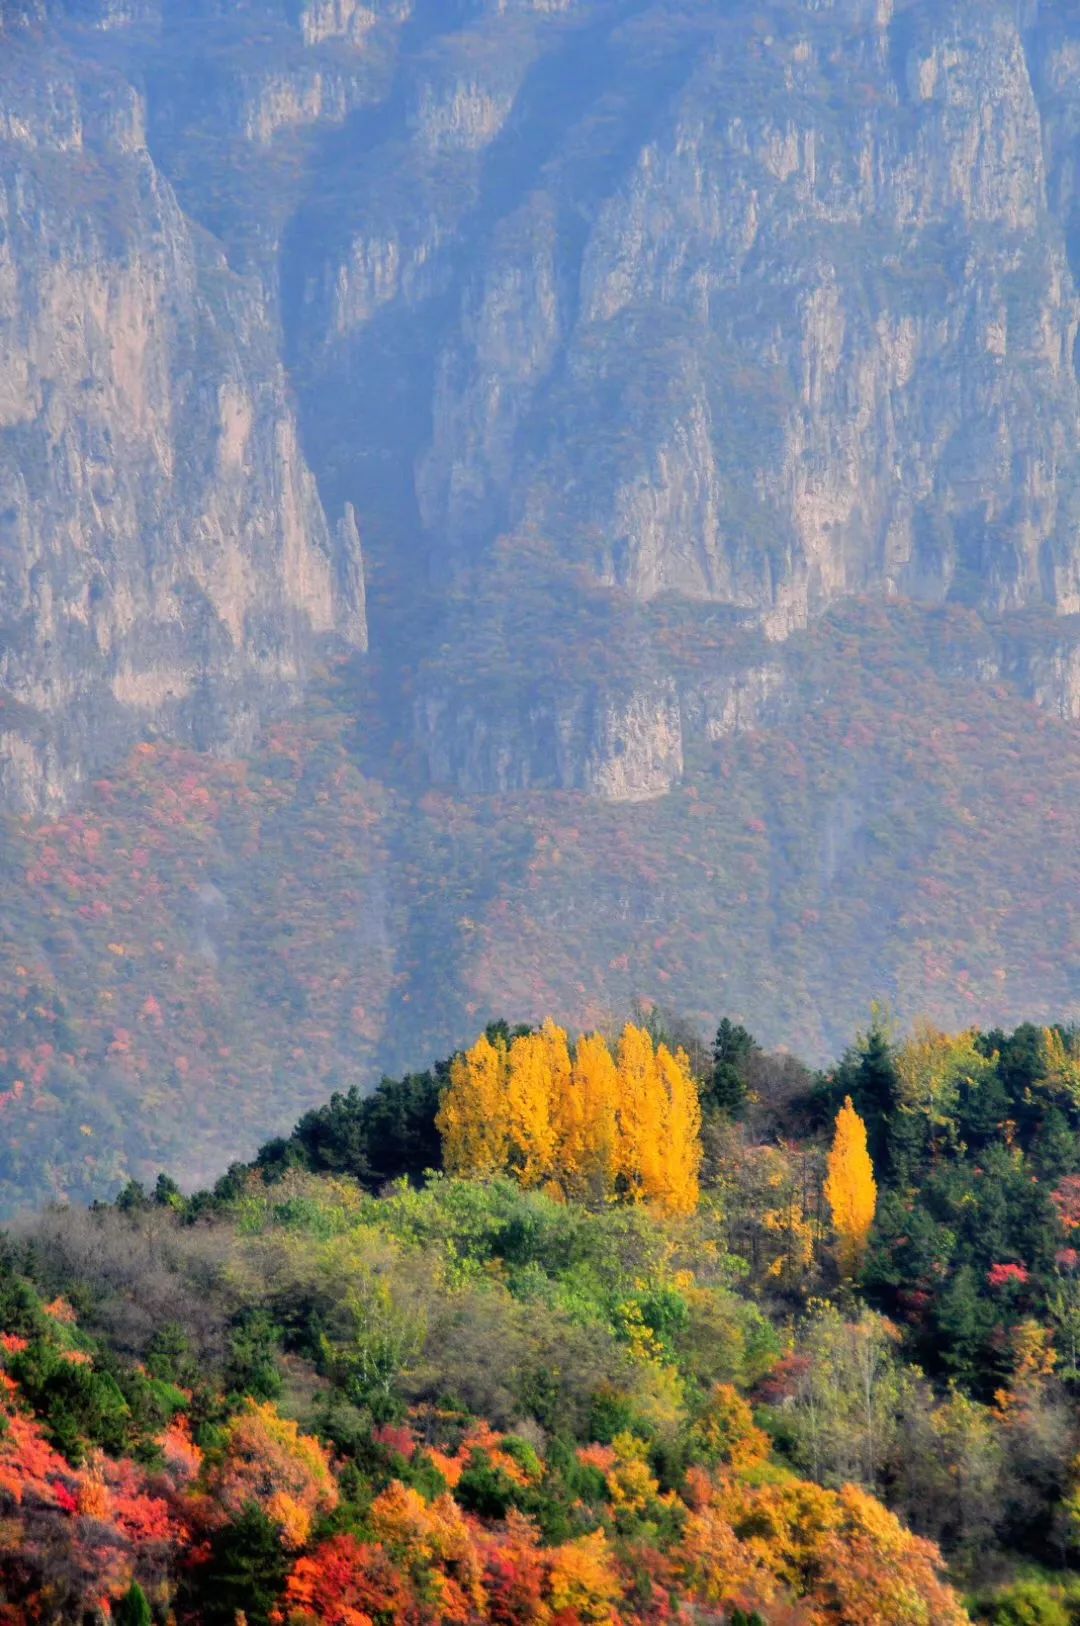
[1,0,1079,1204]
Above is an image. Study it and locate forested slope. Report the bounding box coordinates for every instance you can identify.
[2,1013,1080,1621]
[1,1,1080,1205]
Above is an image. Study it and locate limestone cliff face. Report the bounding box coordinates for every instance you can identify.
[8,0,1080,811]
[255,0,1080,797]
[415,676,684,802]
[0,19,366,812]
[414,1,1080,632]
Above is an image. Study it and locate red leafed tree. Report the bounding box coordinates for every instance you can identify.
[283,1533,414,1624]
[1053,1175,1080,1232]
[481,1513,547,1626]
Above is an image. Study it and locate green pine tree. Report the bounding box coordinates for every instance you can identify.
[114,1586,152,1626]
[186,1504,289,1626]
[935,1264,991,1391]
[114,1582,152,1626]
[708,1018,758,1118]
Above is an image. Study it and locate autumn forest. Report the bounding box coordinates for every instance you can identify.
[2,1011,1080,1623]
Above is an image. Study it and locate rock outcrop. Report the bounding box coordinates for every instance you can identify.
[409,3,1080,629]
[415,676,684,802]
[0,10,366,811]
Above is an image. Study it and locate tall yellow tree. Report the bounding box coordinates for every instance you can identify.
[436,1032,509,1179]
[436,1020,703,1216]
[825,1096,877,1279]
[560,1031,619,1203]
[504,1023,563,1187]
[610,1024,701,1215]
[614,1024,668,1206]
[653,1041,702,1216]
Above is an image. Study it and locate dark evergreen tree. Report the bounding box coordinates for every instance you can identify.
[1031,1106,1078,1183]
[224,1308,282,1402]
[152,1173,185,1210]
[113,1581,152,1626]
[831,1022,901,1174]
[114,1179,148,1213]
[145,1323,198,1388]
[956,1066,1011,1150]
[189,1505,290,1626]
[706,1019,758,1118]
[934,1264,992,1390]
[256,1065,449,1189]
[359,1067,448,1186]
[997,1023,1049,1100]
[884,1103,931,1189]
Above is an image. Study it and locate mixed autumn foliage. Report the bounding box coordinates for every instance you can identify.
[437,1023,701,1214]
[3,600,1080,1216]
[3,1013,1080,1620]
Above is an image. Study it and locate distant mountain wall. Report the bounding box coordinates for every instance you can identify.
[6,0,1080,808]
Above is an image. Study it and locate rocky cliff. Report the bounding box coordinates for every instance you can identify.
[9,0,1080,808]
[226,0,1080,799]
[0,7,366,813]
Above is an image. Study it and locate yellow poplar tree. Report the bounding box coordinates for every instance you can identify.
[436,1032,509,1178]
[825,1096,877,1279]
[560,1030,620,1203]
[539,1018,573,1192]
[653,1042,702,1215]
[504,1023,564,1187]
[612,1025,701,1216]
[614,1024,668,1206]
[437,1019,703,1217]
[541,1017,573,1102]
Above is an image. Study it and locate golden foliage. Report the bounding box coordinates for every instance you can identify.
[559,1031,620,1203]
[545,1528,622,1623]
[691,1472,969,1626]
[437,1021,701,1215]
[438,1033,509,1180]
[689,1383,771,1472]
[824,1097,877,1279]
[895,1021,994,1125]
[76,1454,111,1520]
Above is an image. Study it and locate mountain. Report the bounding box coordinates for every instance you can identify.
[0,0,1079,1205]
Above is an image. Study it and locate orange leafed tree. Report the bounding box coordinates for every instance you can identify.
[824,1096,877,1279]
[283,1532,413,1625]
[211,1400,338,1548]
[437,1021,701,1215]
[677,1470,968,1625]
